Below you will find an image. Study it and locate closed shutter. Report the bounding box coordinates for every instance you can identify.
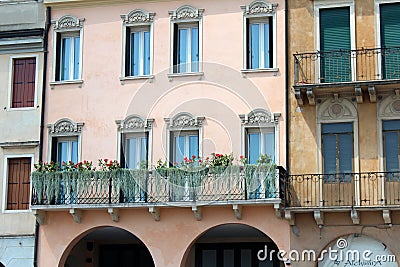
[7,158,31,210]
[383,120,400,172]
[12,58,36,108]
[380,3,400,79]
[320,7,351,83]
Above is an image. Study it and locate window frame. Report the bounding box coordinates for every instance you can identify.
[171,130,199,164]
[120,9,155,82]
[51,15,84,86]
[122,132,149,169]
[169,5,204,76]
[2,154,34,213]
[58,32,81,82]
[8,54,39,111]
[382,119,400,172]
[55,136,79,164]
[245,127,276,164]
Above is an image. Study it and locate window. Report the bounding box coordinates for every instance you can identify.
[54,137,78,163]
[173,23,199,73]
[171,131,199,163]
[246,128,275,164]
[51,15,84,83]
[247,18,273,69]
[11,57,36,108]
[322,122,353,174]
[6,157,31,210]
[383,120,400,172]
[126,27,151,76]
[122,133,148,169]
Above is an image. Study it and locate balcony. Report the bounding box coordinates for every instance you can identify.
[31,166,286,214]
[293,47,400,105]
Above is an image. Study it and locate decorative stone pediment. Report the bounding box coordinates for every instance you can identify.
[121,9,155,25]
[116,115,154,132]
[317,98,357,121]
[48,118,84,135]
[239,109,275,125]
[241,1,278,17]
[165,112,204,129]
[169,5,204,21]
[52,15,84,31]
[378,92,400,118]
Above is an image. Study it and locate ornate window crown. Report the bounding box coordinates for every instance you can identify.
[48,118,84,135]
[241,0,278,17]
[121,9,155,26]
[169,5,204,21]
[165,112,205,129]
[317,98,357,121]
[52,15,85,31]
[116,115,154,132]
[240,109,279,125]
[378,91,400,118]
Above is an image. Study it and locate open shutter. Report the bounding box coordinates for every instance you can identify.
[380,3,400,79]
[51,137,58,162]
[320,7,351,83]
[173,23,179,73]
[55,33,62,81]
[125,27,131,76]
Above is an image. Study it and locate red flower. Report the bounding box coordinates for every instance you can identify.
[174,162,178,166]
[184,157,188,161]
[199,160,203,163]
[206,157,209,161]
[104,159,108,162]
[192,155,196,159]
[84,160,87,164]
[240,155,244,159]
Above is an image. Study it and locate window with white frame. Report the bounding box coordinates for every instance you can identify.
[10,56,37,108]
[47,118,84,164]
[169,5,203,74]
[121,9,154,78]
[383,119,400,172]
[241,1,277,70]
[51,15,84,82]
[172,130,199,164]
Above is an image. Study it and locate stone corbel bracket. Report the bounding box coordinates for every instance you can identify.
[108,208,119,222]
[192,206,202,221]
[149,206,160,221]
[70,208,82,224]
[34,210,46,225]
[233,204,242,220]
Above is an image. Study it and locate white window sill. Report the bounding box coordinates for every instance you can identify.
[241,68,279,76]
[2,209,31,214]
[120,75,154,85]
[168,72,204,81]
[6,106,38,112]
[50,80,83,89]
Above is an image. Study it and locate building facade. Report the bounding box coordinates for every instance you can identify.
[0,1,46,266]
[31,0,288,266]
[287,0,400,266]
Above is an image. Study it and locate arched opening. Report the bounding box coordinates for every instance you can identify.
[183,223,283,267]
[63,226,154,267]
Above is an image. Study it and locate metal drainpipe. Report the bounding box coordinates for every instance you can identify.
[34,6,51,267]
[284,0,289,206]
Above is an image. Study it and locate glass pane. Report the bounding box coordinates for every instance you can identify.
[71,141,78,164]
[61,37,71,80]
[338,133,353,173]
[144,31,151,75]
[322,123,353,134]
[249,133,261,164]
[263,22,270,68]
[127,138,137,169]
[241,249,252,267]
[263,132,275,162]
[250,23,260,69]
[383,120,400,131]
[323,135,337,175]
[140,137,148,167]
[223,249,234,267]
[202,250,217,267]
[57,142,68,163]
[191,27,199,72]
[385,131,399,172]
[189,135,199,159]
[179,28,188,72]
[73,36,80,80]
[175,136,185,163]
[131,32,140,76]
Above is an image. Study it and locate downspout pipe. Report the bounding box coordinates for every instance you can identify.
[284,0,289,205]
[34,6,51,267]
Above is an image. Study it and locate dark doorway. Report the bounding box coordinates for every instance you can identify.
[99,244,154,267]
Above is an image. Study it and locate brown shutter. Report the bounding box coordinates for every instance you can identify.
[7,158,31,210]
[12,58,36,108]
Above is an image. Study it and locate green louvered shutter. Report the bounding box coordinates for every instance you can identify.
[380,3,400,79]
[320,7,351,83]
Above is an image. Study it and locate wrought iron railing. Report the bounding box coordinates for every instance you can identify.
[286,172,400,208]
[294,47,400,85]
[31,166,286,206]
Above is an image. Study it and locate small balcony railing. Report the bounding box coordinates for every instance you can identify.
[31,166,286,207]
[286,172,400,208]
[294,47,400,85]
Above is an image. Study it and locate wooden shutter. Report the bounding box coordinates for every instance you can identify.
[320,7,351,83]
[173,23,179,73]
[55,33,62,81]
[7,158,31,210]
[125,27,131,76]
[12,58,36,108]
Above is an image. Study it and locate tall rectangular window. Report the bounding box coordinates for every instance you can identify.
[173,23,199,73]
[322,123,353,174]
[126,27,151,76]
[56,33,80,81]
[247,18,272,69]
[246,128,275,164]
[52,137,78,163]
[11,57,36,108]
[6,157,31,210]
[383,120,400,172]
[123,133,148,169]
[172,131,199,164]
